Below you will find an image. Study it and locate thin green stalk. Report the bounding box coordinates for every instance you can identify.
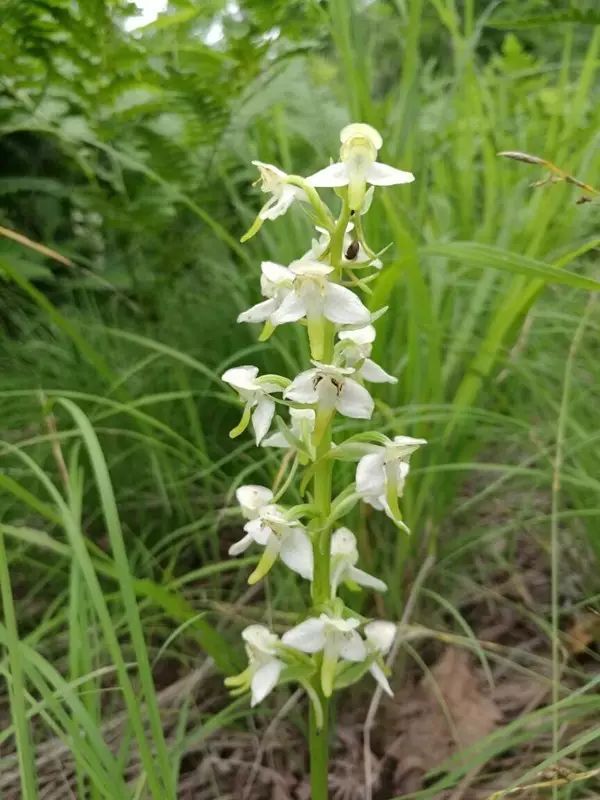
[307,195,352,799]
[0,528,39,800]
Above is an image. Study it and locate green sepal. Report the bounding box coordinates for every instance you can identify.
[327,488,359,525]
[285,502,317,521]
[333,658,373,691]
[229,404,252,438]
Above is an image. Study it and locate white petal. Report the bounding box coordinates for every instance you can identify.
[356,452,386,498]
[338,630,367,662]
[330,527,358,558]
[236,485,273,518]
[262,431,288,448]
[228,532,254,556]
[365,162,415,186]
[282,618,326,653]
[347,566,388,593]
[365,621,397,655]
[237,298,279,324]
[360,358,397,384]
[323,283,371,326]
[284,370,318,404]
[341,123,382,150]
[259,185,299,220]
[338,325,376,345]
[261,261,293,284]
[369,662,393,696]
[336,378,374,419]
[306,162,349,188]
[280,529,313,580]
[244,518,275,547]
[221,365,259,392]
[242,624,278,654]
[270,291,307,325]
[251,397,275,445]
[251,659,283,706]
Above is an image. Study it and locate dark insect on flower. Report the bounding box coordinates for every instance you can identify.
[345,240,360,260]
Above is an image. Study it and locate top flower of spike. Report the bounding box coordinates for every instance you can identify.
[307,123,414,211]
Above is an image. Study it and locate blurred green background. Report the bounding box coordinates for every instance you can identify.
[1,1,599,798]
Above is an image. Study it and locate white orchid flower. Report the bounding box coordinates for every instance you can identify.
[238,259,371,358]
[337,325,397,384]
[229,488,313,584]
[364,621,396,696]
[284,361,374,420]
[262,407,316,458]
[307,123,414,210]
[225,625,284,707]
[356,435,426,528]
[282,612,366,697]
[329,527,387,597]
[252,161,307,221]
[271,260,370,328]
[237,261,293,325]
[221,365,283,445]
[306,220,382,269]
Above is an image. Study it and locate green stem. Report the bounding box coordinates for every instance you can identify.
[306,194,351,800]
[309,691,330,800]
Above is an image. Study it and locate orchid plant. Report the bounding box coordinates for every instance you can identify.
[222,123,424,798]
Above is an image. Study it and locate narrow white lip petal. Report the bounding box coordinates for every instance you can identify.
[365,162,415,186]
[282,617,326,653]
[235,485,273,516]
[228,531,254,556]
[221,365,259,391]
[369,662,393,696]
[338,324,376,345]
[347,566,388,593]
[237,298,279,324]
[306,162,350,188]
[251,396,275,445]
[261,261,293,284]
[250,659,283,706]
[338,630,367,662]
[323,283,371,326]
[356,452,386,497]
[336,378,374,419]
[360,358,398,384]
[270,291,307,325]
[284,370,319,404]
[279,529,314,579]
[365,621,397,655]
